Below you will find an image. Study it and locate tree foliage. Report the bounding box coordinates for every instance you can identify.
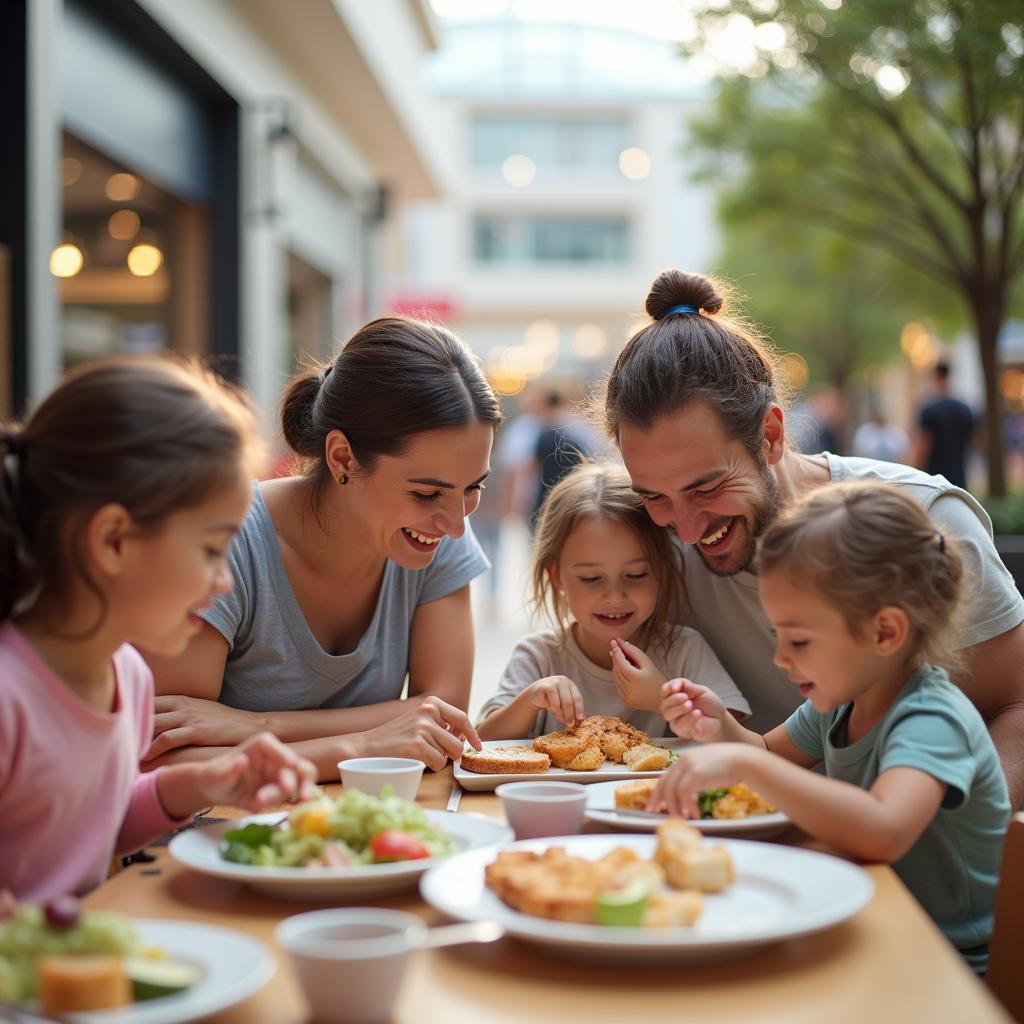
[685,0,1024,493]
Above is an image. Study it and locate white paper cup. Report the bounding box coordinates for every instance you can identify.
[337,757,426,801]
[495,781,588,840]
[277,908,426,1024]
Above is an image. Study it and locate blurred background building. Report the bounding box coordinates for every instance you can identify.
[1,0,448,424]
[391,15,718,398]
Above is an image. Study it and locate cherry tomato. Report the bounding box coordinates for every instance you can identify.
[369,830,431,863]
[44,896,81,930]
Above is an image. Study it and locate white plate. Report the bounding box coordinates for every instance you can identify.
[454,738,688,791]
[583,780,792,838]
[420,833,873,964]
[169,811,512,900]
[70,919,274,1024]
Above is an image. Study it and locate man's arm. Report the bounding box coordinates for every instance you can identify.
[956,623,1024,809]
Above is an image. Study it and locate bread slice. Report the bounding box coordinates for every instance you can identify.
[623,744,672,772]
[460,746,551,774]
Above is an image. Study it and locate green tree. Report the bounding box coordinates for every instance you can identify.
[686,0,1024,494]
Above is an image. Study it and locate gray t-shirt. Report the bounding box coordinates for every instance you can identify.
[786,663,1010,968]
[201,489,489,711]
[479,626,750,738]
[680,454,1024,733]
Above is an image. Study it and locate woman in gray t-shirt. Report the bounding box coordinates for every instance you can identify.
[144,317,501,779]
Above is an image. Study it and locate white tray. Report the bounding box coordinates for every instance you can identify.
[454,737,688,791]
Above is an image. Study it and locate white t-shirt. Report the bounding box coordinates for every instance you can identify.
[680,454,1024,733]
[479,625,750,738]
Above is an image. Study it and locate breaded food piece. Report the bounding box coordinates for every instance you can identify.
[645,890,703,928]
[614,778,659,810]
[623,744,672,772]
[711,783,777,819]
[654,820,734,893]
[533,728,598,769]
[565,744,605,771]
[460,746,551,774]
[586,716,651,762]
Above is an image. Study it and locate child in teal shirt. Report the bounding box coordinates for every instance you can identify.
[652,482,1010,973]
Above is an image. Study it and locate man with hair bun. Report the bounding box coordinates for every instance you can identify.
[605,268,1024,808]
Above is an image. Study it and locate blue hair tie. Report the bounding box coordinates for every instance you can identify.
[664,304,699,316]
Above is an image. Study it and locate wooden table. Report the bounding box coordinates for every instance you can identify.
[84,768,1010,1024]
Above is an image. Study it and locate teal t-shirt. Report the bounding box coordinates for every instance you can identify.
[785,664,1010,969]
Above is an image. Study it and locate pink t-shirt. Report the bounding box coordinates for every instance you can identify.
[0,622,188,900]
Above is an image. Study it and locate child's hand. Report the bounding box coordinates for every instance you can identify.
[609,638,665,712]
[660,677,726,742]
[527,675,585,727]
[648,743,753,818]
[197,732,318,812]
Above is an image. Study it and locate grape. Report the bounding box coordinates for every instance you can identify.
[44,896,81,930]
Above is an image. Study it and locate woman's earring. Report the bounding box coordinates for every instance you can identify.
[336,472,349,486]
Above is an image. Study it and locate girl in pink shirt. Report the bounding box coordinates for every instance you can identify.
[0,357,317,901]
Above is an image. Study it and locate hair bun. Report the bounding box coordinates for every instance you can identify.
[645,269,724,320]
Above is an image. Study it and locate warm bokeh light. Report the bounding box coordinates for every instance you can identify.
[618,147,651,181]
[127,243,163,277]
[490,371,525,396]
[105,172,141,202]
[779,351,809,391]
[108,209,141,241]
[61,157,82,187]
[49,243,84,278]
[501,154,536,188]
[900,322,937,369]
[573,323,608,358]
[1000,369,1024,402]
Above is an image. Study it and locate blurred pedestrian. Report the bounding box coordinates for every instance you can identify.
[788,383,845,454]
[852,398,910,464]
[914,360,976,488]
[530,389,591,528]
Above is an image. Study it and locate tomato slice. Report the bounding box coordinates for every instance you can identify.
[369,830,431,863]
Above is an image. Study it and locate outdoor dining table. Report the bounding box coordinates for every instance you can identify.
[83,766,1011,1024]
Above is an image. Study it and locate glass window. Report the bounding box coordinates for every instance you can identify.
[56,132,210,368]
[473,215,629,264]
[471,115,629,174]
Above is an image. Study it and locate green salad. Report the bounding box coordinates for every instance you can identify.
[698,789,731,819]
[0,903,140,1004]
[221,786,457,868]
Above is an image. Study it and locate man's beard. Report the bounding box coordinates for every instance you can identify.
[695,454,781,577]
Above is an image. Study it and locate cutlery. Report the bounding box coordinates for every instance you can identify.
[422,921,504,949]
[592,806,671,820]
[445,782,463,813]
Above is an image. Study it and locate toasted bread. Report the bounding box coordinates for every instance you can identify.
[460,746,551,774]
[623,744,672,772]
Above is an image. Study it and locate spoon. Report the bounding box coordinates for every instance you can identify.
[420,921,505,949]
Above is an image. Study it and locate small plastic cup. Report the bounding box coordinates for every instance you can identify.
[337,757,426,801]
[495,781,588,840]
[277,908,425,1024]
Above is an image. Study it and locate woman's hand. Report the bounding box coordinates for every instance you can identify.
[145,696,264,762]
[610,638,665,712]
[660,678,727,741]
[648,743,755,818]
[161,733,318,818]
[356,696,482,772]
[526,675,585,727]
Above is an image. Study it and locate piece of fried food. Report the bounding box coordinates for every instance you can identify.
[460,746,551,774]
[654,820,734,893]
[586,716,652,762]
[565,744,605,771]
[645,889,703,927]
[532,727,599,769]
[614,778,659,810]
[623,744,671,772]
[711,783,777,819]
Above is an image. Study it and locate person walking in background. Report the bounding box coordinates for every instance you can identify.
[853,396,910,465]
[530,389,592,528]
[914,360,976,489]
